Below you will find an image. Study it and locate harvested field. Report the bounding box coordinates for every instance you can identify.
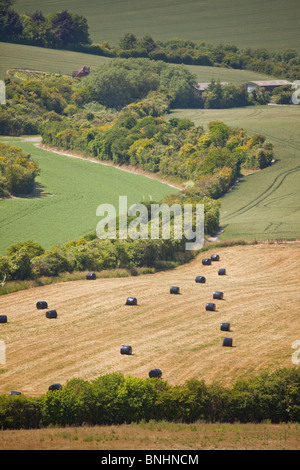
[0,243,299,396]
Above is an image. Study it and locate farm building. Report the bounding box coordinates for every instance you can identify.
[72,66,90,78]
[244,80,292,94]
[195,82,228,93]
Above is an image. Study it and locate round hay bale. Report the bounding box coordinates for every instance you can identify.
[220,322,230,331]
[120,345,132,355]
[46,310,57,319]
[211,254,220,261]
[170,286,180,294]
[202,258,211,265]
[149,368,162,378]
[36,301,48,310]
[126,297,137,305]
[206,302,216,311]
[9,391,21,396]
[48,383,62,391]
[86,272,96,280]
[195,275,206,283]
[222,337,233,347]
[218,268,226,275]
[213,291,224,300]
[0,315,7,323]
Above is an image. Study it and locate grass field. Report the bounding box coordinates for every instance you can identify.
[0,137,178,255]
[0,41,280,83]
[167,105,300,241]
[0,421,299,450]
[14,0,300,52]
[0,42,111,80]
[0,243,299,397]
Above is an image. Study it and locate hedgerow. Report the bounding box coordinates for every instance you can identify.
[0,368,299,429]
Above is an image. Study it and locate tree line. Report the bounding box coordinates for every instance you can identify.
[1,1,300,81]
[0,367,299,429]
[0,1,89,48]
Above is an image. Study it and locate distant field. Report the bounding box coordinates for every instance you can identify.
[14,0,300,52]
[0,42,111,80]
[0,243,299,396]
[167,105,300,241]
[0,42,279,83]
[0,137,178,255]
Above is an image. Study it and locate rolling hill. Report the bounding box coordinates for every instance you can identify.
[0,242,299,396]
[168,105,300,241]
[0,137,178,255]
[14,0,300,52]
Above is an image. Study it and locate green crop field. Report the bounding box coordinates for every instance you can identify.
[0,42,111,80]
[0,137,178,255]
[14,0,300,52]
[167,105,300,241]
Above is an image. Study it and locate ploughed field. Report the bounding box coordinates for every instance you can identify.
[0,243,299,396]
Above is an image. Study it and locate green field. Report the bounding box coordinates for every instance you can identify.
[0,137,178,255]
[0,41,280,83]
[14,0,300,52]
[168,105,300,241]
[0,42,111,80]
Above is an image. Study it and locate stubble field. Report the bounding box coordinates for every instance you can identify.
[0,243,299,397]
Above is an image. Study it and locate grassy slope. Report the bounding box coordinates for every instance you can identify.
[167,105,300,241]
[0,42,111,80]
[0,137,178,255]
[0,243,299,396]
[0,42,280,83]
[15,0,300,52]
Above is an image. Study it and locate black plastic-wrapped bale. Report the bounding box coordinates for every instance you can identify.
[0,315,7,323]
[120,345,132,355]
[48,383,62,391]
[211,254,220,261]
[223,337,233,347]
[218,268,226,275]
[86,272,96,280]
[46,310,57,319]
[202,258,211,265]
[220,322,230,331]
[195,276,206,283]
[149,368,162,378]
[36,301,48,309]
[170,286,180,294]
[206,302,216,311]
[213,291,224,300]
[126,297,137,305]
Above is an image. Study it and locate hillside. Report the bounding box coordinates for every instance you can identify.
[0,137,178,255]
[0,242,299,397]
[14,0,300,52]
[168,105,300,241]
[0,42,281,82]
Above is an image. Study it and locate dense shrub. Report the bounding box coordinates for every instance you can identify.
[0,142,40,196]
[0,368,299,429]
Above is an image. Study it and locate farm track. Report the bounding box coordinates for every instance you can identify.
[0,243,299,396]
[222,165,300,222]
